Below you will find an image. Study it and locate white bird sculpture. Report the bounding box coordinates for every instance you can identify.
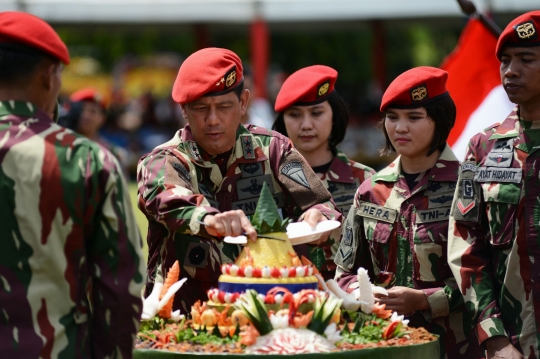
[141,278,188,320]
[319,267,388,314]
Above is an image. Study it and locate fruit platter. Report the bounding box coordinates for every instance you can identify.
[134,184,439,358]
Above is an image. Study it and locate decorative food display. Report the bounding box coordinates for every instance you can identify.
[135,184,438,357]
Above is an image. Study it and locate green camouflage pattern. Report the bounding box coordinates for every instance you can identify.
[448,107,540,358]
[137,123,340,312]
[335,144,483,359]
[313,147,375,280]
[0,101,145,358]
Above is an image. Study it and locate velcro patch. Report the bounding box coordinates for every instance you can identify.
[281,162,310,188]
[232,192,285,216]
[187,141,202,162]
[425,181,456,196]
[172,162,192,180]
[240,162,263,177]
[240,135,256,159]
[485,152,512,168]
[357,201,397,223]
[452,161,480,222]
[492,138,514,152]
[428,194,453,208]
[474,167,522,183]
[236,174,274,200]
[416,207,451,223]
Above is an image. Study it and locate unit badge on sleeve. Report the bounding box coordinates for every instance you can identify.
[452,161,480,222]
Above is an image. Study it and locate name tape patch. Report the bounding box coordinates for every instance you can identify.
[416,206,451,223]
[357,201,397,223]
[232,193,285,216]
[474,167,522,183]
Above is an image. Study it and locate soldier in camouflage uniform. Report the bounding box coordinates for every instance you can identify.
[272,65,375,280]
[448,11,540,359]
[137,48,341,312]
[0,12,145,359]
[335,67,484,358]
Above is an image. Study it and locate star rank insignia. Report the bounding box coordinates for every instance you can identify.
[188,140,202,162]
[240,134,255,159]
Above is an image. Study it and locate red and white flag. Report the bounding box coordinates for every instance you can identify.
[441,18,514,161]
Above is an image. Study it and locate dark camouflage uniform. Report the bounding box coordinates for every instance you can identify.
[0,101,145,358]
[335,145,483,358]
[449,107,540,358]
[137,123,340,312]
[309,148,374,280]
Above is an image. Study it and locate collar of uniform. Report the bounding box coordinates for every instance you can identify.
[324,147,355,184]
[233,124,267,163]
[179,125,210,166]
[0,100,41,119]
[488,106,529,153]
[179,123,267,165]
[373,143,458,184]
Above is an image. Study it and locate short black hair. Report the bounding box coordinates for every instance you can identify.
[0,43,55,84]
[233,79,245,100]
[272,91,349,147]
[379,94,456,156]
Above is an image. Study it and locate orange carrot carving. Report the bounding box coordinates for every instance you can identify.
[372,302,393,319]
[158,260,180,319]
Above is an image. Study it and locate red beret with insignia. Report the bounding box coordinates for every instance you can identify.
[496,11,540,60]
[0,11,70,64]
[172,47,243,104]
[274,65,337,112]
[70,88,106,108]
[380,66,449,112]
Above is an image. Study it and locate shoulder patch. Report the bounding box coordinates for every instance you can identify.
[172,162,192,180]
[281,162,310,188]
[356,201,397,223]
[452,161,480,222]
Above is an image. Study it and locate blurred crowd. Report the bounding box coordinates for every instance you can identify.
[58,60,390,181]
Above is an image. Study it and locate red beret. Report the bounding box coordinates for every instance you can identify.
[274,65,337,112]
[0,11,69,64]
[172,47,243,104]
[380,66,449,112]
[70,88,106,108]
[496,11,540,60]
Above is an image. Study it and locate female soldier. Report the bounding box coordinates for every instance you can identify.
[334,67,483,358]
[273,65,375,280]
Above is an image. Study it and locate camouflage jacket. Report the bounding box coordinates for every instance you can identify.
[137,123,340,311]
[448,107,540,358]
[313,147,375,280]
[335,144,483,359]
[0,101,145,358]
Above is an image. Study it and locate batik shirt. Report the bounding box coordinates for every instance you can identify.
[310,148,374,280]
[335,144,483,359]
[137,124,340,311]
[0,101,145,358]
[448,107,540,358]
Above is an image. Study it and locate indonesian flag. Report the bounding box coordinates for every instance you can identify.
[441,18,514,161]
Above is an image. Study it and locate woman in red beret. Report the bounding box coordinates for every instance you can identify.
[272,65,375,280]
[334,66,484,359]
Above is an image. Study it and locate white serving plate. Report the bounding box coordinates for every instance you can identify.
[286,220,341,245]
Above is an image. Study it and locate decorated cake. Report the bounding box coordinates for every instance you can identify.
[135,184,439,357]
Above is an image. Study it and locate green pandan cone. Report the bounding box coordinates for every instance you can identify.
[251,182,291,234]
